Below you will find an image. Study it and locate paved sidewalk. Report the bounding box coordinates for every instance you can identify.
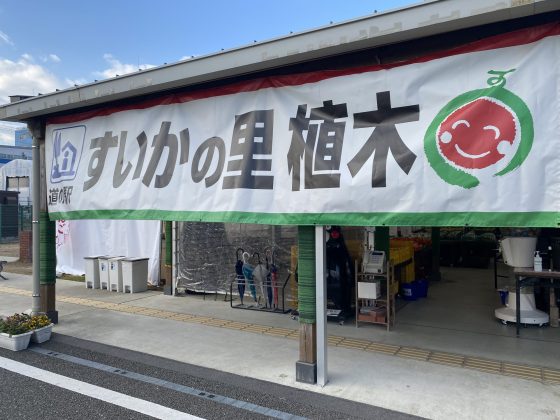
[1,272,559,420]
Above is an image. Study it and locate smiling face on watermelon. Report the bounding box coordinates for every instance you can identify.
[424,71,534,189]
[437,97,517,169]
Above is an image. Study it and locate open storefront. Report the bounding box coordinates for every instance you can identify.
[1,0,559,386]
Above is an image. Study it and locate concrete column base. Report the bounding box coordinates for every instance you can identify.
[296,361,317,384]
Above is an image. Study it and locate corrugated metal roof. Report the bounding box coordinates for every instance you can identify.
[0,0,558,122]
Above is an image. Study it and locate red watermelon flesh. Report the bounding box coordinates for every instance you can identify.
[437,97,516,169]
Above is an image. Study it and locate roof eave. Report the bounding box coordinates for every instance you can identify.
[1,0,557,122]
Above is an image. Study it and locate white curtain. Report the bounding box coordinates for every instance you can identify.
[56,219,161,285]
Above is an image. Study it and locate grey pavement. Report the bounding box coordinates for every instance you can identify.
[0,271,559,420]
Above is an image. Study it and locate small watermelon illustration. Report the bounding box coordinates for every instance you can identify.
[424,70,534,188]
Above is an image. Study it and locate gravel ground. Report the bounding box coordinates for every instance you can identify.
[0,240,32,275]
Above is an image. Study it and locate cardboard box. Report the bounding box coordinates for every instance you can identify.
[358,281,379,299]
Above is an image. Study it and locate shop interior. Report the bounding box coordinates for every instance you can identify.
[172,223,560,367]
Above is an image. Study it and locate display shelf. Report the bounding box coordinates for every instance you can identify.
[355,260,395,330]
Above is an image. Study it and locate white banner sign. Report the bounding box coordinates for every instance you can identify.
[46,24,560,227]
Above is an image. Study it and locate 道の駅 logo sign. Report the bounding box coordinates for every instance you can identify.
[424,70,534,188]
[50,125,86,184]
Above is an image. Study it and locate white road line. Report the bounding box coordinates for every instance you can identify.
[0,356,204,420]
[30,347,306,420]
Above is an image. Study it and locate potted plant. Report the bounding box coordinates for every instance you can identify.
[27,314,54,344]
[0,313,34,351]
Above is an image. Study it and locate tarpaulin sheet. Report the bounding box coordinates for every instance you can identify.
[56,219,161,285]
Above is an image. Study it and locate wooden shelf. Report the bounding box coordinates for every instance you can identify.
[355,260,396,330]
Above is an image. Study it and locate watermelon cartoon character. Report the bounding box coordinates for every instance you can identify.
[424,70,533,188]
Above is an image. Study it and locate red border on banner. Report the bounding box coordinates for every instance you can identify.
[48,22,560,125]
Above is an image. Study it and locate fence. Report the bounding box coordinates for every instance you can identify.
[0,204,32,241]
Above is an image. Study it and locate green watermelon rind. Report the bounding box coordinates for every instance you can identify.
[424,86,533,189]
[491,88,533,176]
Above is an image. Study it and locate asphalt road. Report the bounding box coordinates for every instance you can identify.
[0,334,421,420]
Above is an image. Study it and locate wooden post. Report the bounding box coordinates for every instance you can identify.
[299,323,317,363]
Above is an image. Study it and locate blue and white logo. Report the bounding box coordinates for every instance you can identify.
[50,126,85,183]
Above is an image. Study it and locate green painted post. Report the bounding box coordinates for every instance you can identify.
[39,212,56,285]
[297,226,316,324]
[375,226,390,261]
[296,225,317,384]
[39,211,57,323]
[165,221,172,266]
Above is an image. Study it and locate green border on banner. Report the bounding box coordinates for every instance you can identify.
[48,210,559,227]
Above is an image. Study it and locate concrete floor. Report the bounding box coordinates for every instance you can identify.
[1,268,559,419]
[389,265,560,367]
[166,264,560,368]
[3,264,559,367]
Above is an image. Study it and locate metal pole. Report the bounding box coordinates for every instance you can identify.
[172,221,177,296]
[29,122,41,315]
[315,225,327,386]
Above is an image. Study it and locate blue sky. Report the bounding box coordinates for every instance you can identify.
[0,0,416,142]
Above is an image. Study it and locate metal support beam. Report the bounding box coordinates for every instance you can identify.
[315,225,327,386]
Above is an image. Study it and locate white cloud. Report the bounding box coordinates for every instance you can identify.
[0,122,25,146]
[0,53,157,107]
[0,30,14,46]
[64,77,88,87]
[95,54,155,79]
[0,129,14,145]
[41,54,61,63]
[0,55,69,104]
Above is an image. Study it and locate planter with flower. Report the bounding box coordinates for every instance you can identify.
[28,314,54,344]
[0,313,34,351]
[0,313,54,351]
